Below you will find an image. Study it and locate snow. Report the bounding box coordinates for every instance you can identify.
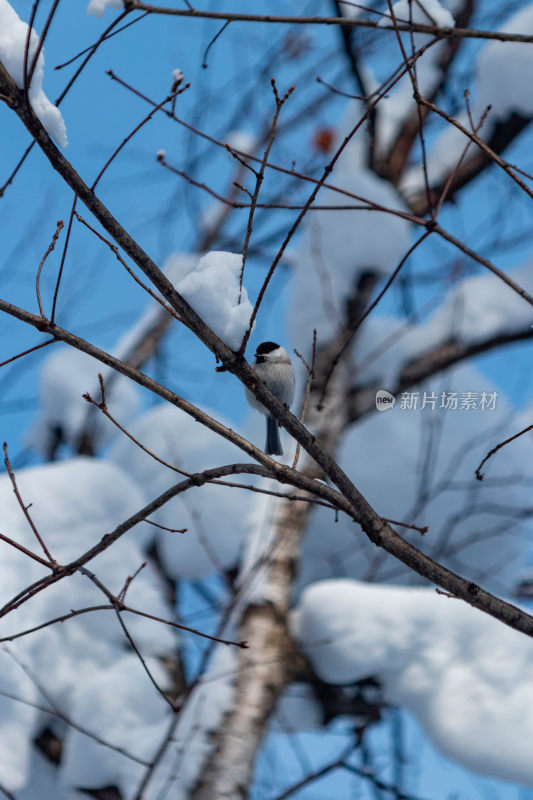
[291,579,533,785]
[402,4,533,196]
[289,163,411,350]
[373,0,455,157]
[379,0,454,28]
[349,260,533,390]
[87,0,124,16]
[226,129,257,154]
[110,402,249,578]
[0,457,179,794]
[476,5,533,122]
[155,646,237,799]
[167,251,254,350]
[297,362,533,595]
[0,0,67,147]
[60,655,171,795]
[0,650,38,789]
[421,260,533,343]
[27,346,140,455]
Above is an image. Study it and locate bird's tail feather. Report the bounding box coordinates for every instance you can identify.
[266,417,283,456]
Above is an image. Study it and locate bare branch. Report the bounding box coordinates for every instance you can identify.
[239,79,294,298]
[476,423,533,481]
[126,4,533,44]
[35,219,63,317]
[2,442,57,566]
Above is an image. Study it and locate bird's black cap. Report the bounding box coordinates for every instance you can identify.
[256,341,280,355]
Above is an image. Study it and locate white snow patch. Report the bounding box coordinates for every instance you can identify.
[28,347,140,455]
[0,457,178,795]
[290,164,411,349]
[477,5,533,121]
[60,655,171,794]
[379,0,454,28]
[292,579,533,786]
[110,403,248,578]
[226,129,257,154]
[0,0,67,146]
[168,250,254,350]
[402,4,533,195]
[297,363,533,594]
[0,650,38,790]
[87,0,124,16]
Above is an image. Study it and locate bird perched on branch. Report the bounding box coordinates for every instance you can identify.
[246,341,295,456]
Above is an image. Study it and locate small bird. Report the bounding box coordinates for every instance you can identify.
[246,341,295,456]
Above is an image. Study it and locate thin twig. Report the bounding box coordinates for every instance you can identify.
[80,566,177,710]
[2,442,57,565]
[26,0,61,90]
[0,338,56,369]
[36,219,64,317]
[383,518,428,535]
[3,643,153,768]
[317,230,431,410]
[0,530,54,569]
[0,686,149,766]
[51,193,77,323]
[272,741,356,800]
[433,91,491,217]
[125,4,533,44]
[74,213,184,324]
[143,518,188,533]
[418,94,533,203]
[117,561,147,603]
[293,329,317,469]
[91,83,189,191]
[23,1,39,106]
[238,79,294,299]
[83,374,191,477]
[201,20,231,69]
[476,423,533,481]
[0,782,17,800]
[158,155,385,211]
[55,12,149,70]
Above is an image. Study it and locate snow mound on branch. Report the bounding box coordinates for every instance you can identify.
[402,4,533,195]
[109,403,248,578]
[60,655,170,794]
[28,346,140,455]
[0,0,67,147]
[422,260,533,343]
[87,0,124,16]
[0,457,177,794]
[477,5,533,121]
[351,261,533,390]
[167,250,254,350]
[289,164,411,349]
[0,652,38,790]
[66,635,238,798]
[292,579,533,786]
[375,0,456,156]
